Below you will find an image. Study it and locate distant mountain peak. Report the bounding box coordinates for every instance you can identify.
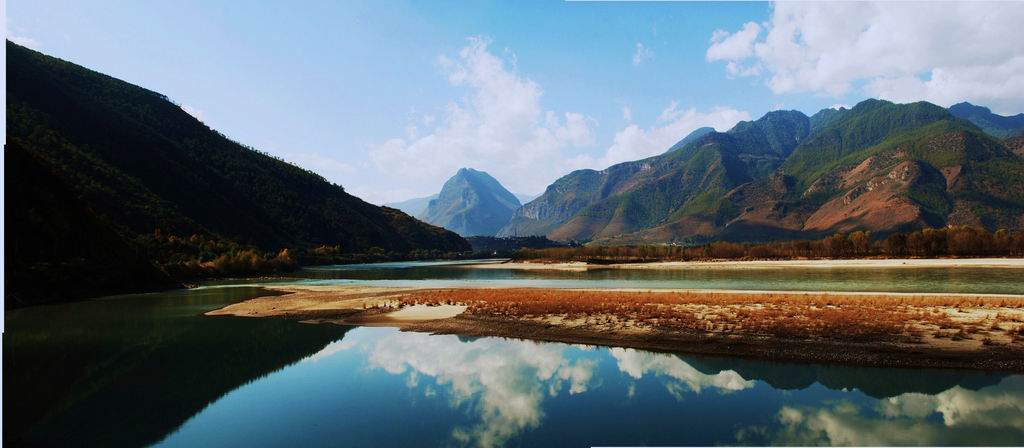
[665,127,716,154]
[949,101,1024,138]
[421,168,521,236]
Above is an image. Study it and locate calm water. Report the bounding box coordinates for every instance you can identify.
[284,259,1024,294]
[5,261,1024,447]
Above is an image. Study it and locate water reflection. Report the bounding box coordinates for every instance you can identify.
[221,328,1020,447]
[609,347,754,397]
[4,287,351,447]
[342,331,599,447]
[291,261,1024,294]
[737,377,1024,445]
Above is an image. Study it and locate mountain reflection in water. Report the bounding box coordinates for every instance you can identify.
[157,327,1024,447]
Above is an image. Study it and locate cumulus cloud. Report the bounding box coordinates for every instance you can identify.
[568,102,749,170]
[706,1,1024,114]
[632,42,654,66]
[370,37,595,196]
[707,22,761,62]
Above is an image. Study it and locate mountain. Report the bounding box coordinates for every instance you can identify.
[664,127,715,153]
[420,168,521,236]
[5,41,469,306]
[385,194,438,217]
[390,192,533,219]
[499,109,812,241]
[949,102,1024,138]
[501,99,1024,243]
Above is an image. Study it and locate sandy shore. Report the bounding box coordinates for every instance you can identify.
[207,284,1024,372]
[462,258,1024,271]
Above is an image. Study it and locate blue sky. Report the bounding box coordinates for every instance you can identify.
[7,1,1024,203]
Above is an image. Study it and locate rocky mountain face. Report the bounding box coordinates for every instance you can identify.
[421,168,522,236]
[501,100,1024,243]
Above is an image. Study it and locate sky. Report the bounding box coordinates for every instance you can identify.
[6,0,1024,204]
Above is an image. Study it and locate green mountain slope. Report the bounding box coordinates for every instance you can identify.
[722,100,1024,240]
[421,168,521,236]
[500,110,811,241]
[502,99,1024,244]
[5,41,468,305]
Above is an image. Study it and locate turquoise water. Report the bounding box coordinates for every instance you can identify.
[285,259,1024,294]
[6,260,1024,447]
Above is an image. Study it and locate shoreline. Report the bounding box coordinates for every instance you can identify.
[462,257,1024,271]
[207,284,1024,372]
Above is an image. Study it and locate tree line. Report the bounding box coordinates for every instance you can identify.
[513,226,1024,263]
[140,230,476,280]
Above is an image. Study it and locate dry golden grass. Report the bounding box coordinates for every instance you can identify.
[395,289,1024,345]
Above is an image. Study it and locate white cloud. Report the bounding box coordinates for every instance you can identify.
[9,34,40,49]
[569,102,749,170]
[353,330,598,448]
[632,42,654,66]
[609,348,754,395]
[370,36,595,195]
[180,104,205,122]
[7,20,41,50]
[707,2,1024,114]
[622,106,632,122]
[706,22,761,62]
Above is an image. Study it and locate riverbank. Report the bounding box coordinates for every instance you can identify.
[465,257,1024,271]
[208,284,1024,372]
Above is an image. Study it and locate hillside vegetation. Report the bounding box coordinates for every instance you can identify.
[5,41,468,307]
[502,99,1024,244]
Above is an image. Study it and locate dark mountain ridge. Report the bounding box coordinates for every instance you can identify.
[5,41,468,306]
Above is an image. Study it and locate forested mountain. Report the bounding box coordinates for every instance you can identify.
[949,102,1024,138]
[499,109,812,241]
[501,99,1024,244]
[5,41,468,306]
[421,168,521,236]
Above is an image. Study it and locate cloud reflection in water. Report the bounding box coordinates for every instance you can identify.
[738,376,1024,446]
[325,331,752,447]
